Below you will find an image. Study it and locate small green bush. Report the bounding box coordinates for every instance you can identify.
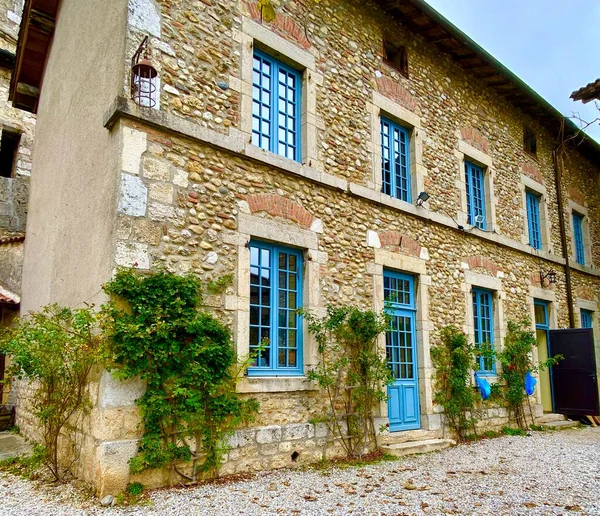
[0,305,103,481]
[430,326,479,440]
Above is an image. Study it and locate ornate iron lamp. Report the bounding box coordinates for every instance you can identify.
[131,36,158,108]
[540,269,557,287]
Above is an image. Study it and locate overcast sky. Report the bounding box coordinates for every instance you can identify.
[424,0,600,143]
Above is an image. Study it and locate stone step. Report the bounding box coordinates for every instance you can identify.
[540,419,580,430]
[381,438,456,458]
[536,413,567,424]
[0,432,32,460]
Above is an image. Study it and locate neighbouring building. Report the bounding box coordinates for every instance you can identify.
[8,0,600,495]
[0,0,35,403]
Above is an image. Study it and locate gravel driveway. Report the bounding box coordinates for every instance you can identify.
[0,427,598,515]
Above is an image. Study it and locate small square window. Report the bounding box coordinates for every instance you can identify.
[0,129,21,178]
[383,40,408,78]
[523,126,537,155]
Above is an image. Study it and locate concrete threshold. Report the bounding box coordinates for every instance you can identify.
[381,438,456,458]
[539,419,580,430]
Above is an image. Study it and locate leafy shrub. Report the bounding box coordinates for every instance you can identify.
[493,319,561,430]
[430,325,478,440]
[303,305,392,458]
[0,305,103,481]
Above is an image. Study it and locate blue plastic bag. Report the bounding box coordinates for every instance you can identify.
[474,373,491,400]
[525,371,537,396]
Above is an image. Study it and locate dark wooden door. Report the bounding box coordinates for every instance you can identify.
[549,328,599,416]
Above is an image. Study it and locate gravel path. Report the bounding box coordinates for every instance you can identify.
[0,427,598,515]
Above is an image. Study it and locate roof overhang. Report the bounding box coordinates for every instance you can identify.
[571,79,600,104]
[9,0,60,113]
[376,0,600,164]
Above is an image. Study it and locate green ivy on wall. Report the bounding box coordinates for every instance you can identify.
[102,269,258,482]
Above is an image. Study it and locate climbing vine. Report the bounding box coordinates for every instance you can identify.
[491,319,561,430]
[430,325,479,440]
[303,305,393,458]
[102,269,258,483]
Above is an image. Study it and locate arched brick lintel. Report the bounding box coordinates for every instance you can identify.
[460,127,489,154]
[465,255,498,276]
[246,2,311,50]
[246,193,314,229]
[378,231,421,257]
[375,77,418,113]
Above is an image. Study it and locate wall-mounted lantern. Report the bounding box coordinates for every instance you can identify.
[131,36,158,108]
[540,269,557,287]
[415,191,430,207]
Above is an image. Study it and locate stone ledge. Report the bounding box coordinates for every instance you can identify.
[104,98,600,278]
[237,376,319,393]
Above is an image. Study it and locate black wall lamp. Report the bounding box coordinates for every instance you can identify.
[416,191,430,207]
[540,269,557,287]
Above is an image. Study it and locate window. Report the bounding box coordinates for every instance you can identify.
[472,288,495,374]
[384,271,416,380]
[252,50,302,162]
[523,126,537,155]
[249,240,303,375]
[465,161,486,229]
[0,129,21,178]
[581,309,593,329]
[526,191,542,249]
[381,117,411,202]
[383,39,408,78]
[572,212,585,265]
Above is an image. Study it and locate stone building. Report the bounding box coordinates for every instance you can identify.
[8,0,600,495]
[0,0,35,402]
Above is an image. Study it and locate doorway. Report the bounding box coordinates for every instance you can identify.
[534,300,553,412]
[384,270,420,431]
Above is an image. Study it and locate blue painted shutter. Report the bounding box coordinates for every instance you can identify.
[465,162,486,229]
[526,191,542,249]
[472,288,495,373]
[381,118,411,202]
[249,241,303,375]
[252,51,302,162]
[573,213,585,265]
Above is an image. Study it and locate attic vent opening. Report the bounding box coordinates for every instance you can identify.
[0,129,21,178]
[523,126,537,156]
[383,39,409,78]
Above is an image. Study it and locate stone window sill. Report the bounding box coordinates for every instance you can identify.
[237,376,318,394]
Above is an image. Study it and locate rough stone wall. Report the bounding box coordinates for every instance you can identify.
[0,0,36,281]
[14,0,598,496]
[85,0,600,494]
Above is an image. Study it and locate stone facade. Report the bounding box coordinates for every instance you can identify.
[0,0,35,387]
[13,0,600,496]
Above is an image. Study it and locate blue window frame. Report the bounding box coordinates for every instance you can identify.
[526,191,542,250]
[252,50,302,162]
[381,117,411,202]
[581,309,593,329]
[383,271,416,382]
[249,240,303,376]
[465,161,486,229]
[572,212,585,265]
[472,288,495,374]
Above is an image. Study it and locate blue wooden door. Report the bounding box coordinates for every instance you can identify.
[384,271,420,431]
